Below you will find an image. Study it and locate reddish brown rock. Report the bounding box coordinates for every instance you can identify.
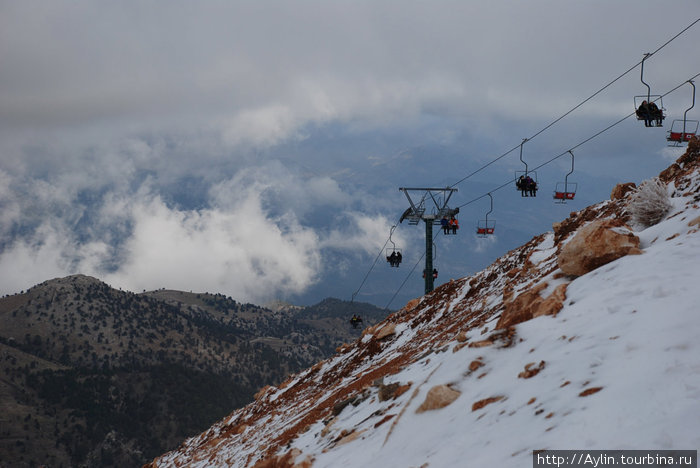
[579,387,603,397]
[610,182,636,200]
[496,282,568,329]
[469,359,485,372]
[557,219,642,277]
[471,396,505,411]
[254,385,275,401]
[251,449,312,468]
[518,361,546,379]
[374,322,397,340]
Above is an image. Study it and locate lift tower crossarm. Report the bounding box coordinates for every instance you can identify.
[399,187,459,223]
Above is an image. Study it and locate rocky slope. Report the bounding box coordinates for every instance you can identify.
[147,139,700,467]
[0,278,388,468]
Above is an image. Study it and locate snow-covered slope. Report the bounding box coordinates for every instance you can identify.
[146,145,700,468]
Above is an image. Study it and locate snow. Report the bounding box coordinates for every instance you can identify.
[153,169,700,467]
[288,196,700,467]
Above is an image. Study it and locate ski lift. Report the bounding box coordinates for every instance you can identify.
[553,150,578,203]
[476,193,495,236]
[515,139,538,197]
[385,225,402,267]
[634,53,665,127]
[667,80,698,146]
[349,315,363,329]
[439,214,460,235]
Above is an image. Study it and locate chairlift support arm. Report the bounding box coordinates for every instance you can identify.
[388,225,397,250]
[485,193,493,224]
[565,150,575,192]
[519,138,529,175]
[641,53,652,103]
[399,187,459,222]
[683,80,696,136]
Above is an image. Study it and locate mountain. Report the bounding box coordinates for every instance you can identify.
[0,277,390,468]
[146,140,700,467]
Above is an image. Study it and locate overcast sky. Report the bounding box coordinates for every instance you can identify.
[1,1,699,307]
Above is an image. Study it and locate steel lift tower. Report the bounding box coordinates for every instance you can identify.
[399,187,459,294]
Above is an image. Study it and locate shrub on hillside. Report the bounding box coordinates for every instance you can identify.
[626,177,672,227]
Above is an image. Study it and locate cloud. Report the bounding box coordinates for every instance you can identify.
[320,212,403,256]
[0,160,393,303]
[101,191,322,302]
[1,0,698,307]
[0,221,111,294]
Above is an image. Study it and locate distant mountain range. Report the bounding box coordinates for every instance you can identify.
[0,276,391,467]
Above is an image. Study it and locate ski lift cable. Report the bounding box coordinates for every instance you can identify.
[449,17,700,189]
[383,72,699,309]
[455,72,700,210]
[378,69,700,308]
[351,221,401,303]
[384,250,423,311]
[354,18,700,308]
[384,230,447,311]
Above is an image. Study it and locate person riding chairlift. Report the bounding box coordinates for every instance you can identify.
[517,175,526,196]
[441,216,449,235]
[422,268,438,279]
[350,314,363,329]
[648,101,663,126]
[637,100,651,127]
[526,175,537,197]
[449,216,459,234]
[636,100,662,127]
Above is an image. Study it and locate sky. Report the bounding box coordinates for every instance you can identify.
[1,1,699,307]
[153,171,700,467]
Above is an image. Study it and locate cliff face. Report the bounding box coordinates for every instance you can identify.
[148,140,700,468]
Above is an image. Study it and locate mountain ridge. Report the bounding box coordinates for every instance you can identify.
[0,276,390,467]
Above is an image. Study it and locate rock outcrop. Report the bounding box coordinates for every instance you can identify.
[557,219,642,276]
[415,385,461,413]
[497,282,568,329]
[610,182,636,200]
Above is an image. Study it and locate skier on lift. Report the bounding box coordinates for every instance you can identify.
[517,175,528,197]
[648,101,663,126]
[449,216,459,234]
[441,216,449,235]
[526,176,537,197]
[637,100,653,127]
[350,315,363,329]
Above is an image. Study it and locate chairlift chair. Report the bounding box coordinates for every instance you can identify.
[634,53,665,127]
[553,150,578,203]
[515,139,538,197]
[667,80,697,146]
[476,193,496,237]
[385,247,403,268]
[385,225,402,267]
[476,220,496,236]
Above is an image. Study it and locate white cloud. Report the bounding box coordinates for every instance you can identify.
[0,162,388,303]
[101,192,321,303]
[0,222,111,294]
[1,0,698,306]
[320,212,407,257]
